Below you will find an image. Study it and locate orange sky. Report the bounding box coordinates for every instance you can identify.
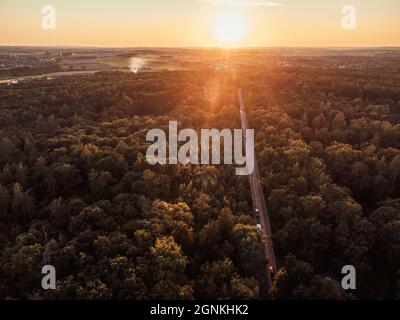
[0,0,399,47]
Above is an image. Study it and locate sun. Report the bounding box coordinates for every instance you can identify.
[213,12,247,46]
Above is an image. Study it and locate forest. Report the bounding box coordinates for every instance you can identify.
[0,51,399,300]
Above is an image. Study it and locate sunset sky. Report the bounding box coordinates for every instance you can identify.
[0,0,399,47]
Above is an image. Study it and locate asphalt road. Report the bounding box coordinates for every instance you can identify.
[238,89,277,289]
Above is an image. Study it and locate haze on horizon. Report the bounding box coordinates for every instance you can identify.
[0,0,399,47]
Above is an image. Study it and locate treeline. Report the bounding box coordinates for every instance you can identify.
[0,64,62,78]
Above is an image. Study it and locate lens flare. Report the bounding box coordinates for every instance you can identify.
[213,12,247,46]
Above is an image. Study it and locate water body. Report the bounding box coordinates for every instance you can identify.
[98,55,181,72]
[97,56,147,71]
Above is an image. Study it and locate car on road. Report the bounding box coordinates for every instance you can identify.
[269,266,276,278]
[254,209,262,229]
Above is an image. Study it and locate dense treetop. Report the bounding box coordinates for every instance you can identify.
[0,54,399,299]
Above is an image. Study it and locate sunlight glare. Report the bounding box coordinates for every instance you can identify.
[213,12,247,46]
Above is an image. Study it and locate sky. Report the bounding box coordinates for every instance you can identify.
[0,0,399,47]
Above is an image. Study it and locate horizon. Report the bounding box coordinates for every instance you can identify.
[1,45,400,49]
